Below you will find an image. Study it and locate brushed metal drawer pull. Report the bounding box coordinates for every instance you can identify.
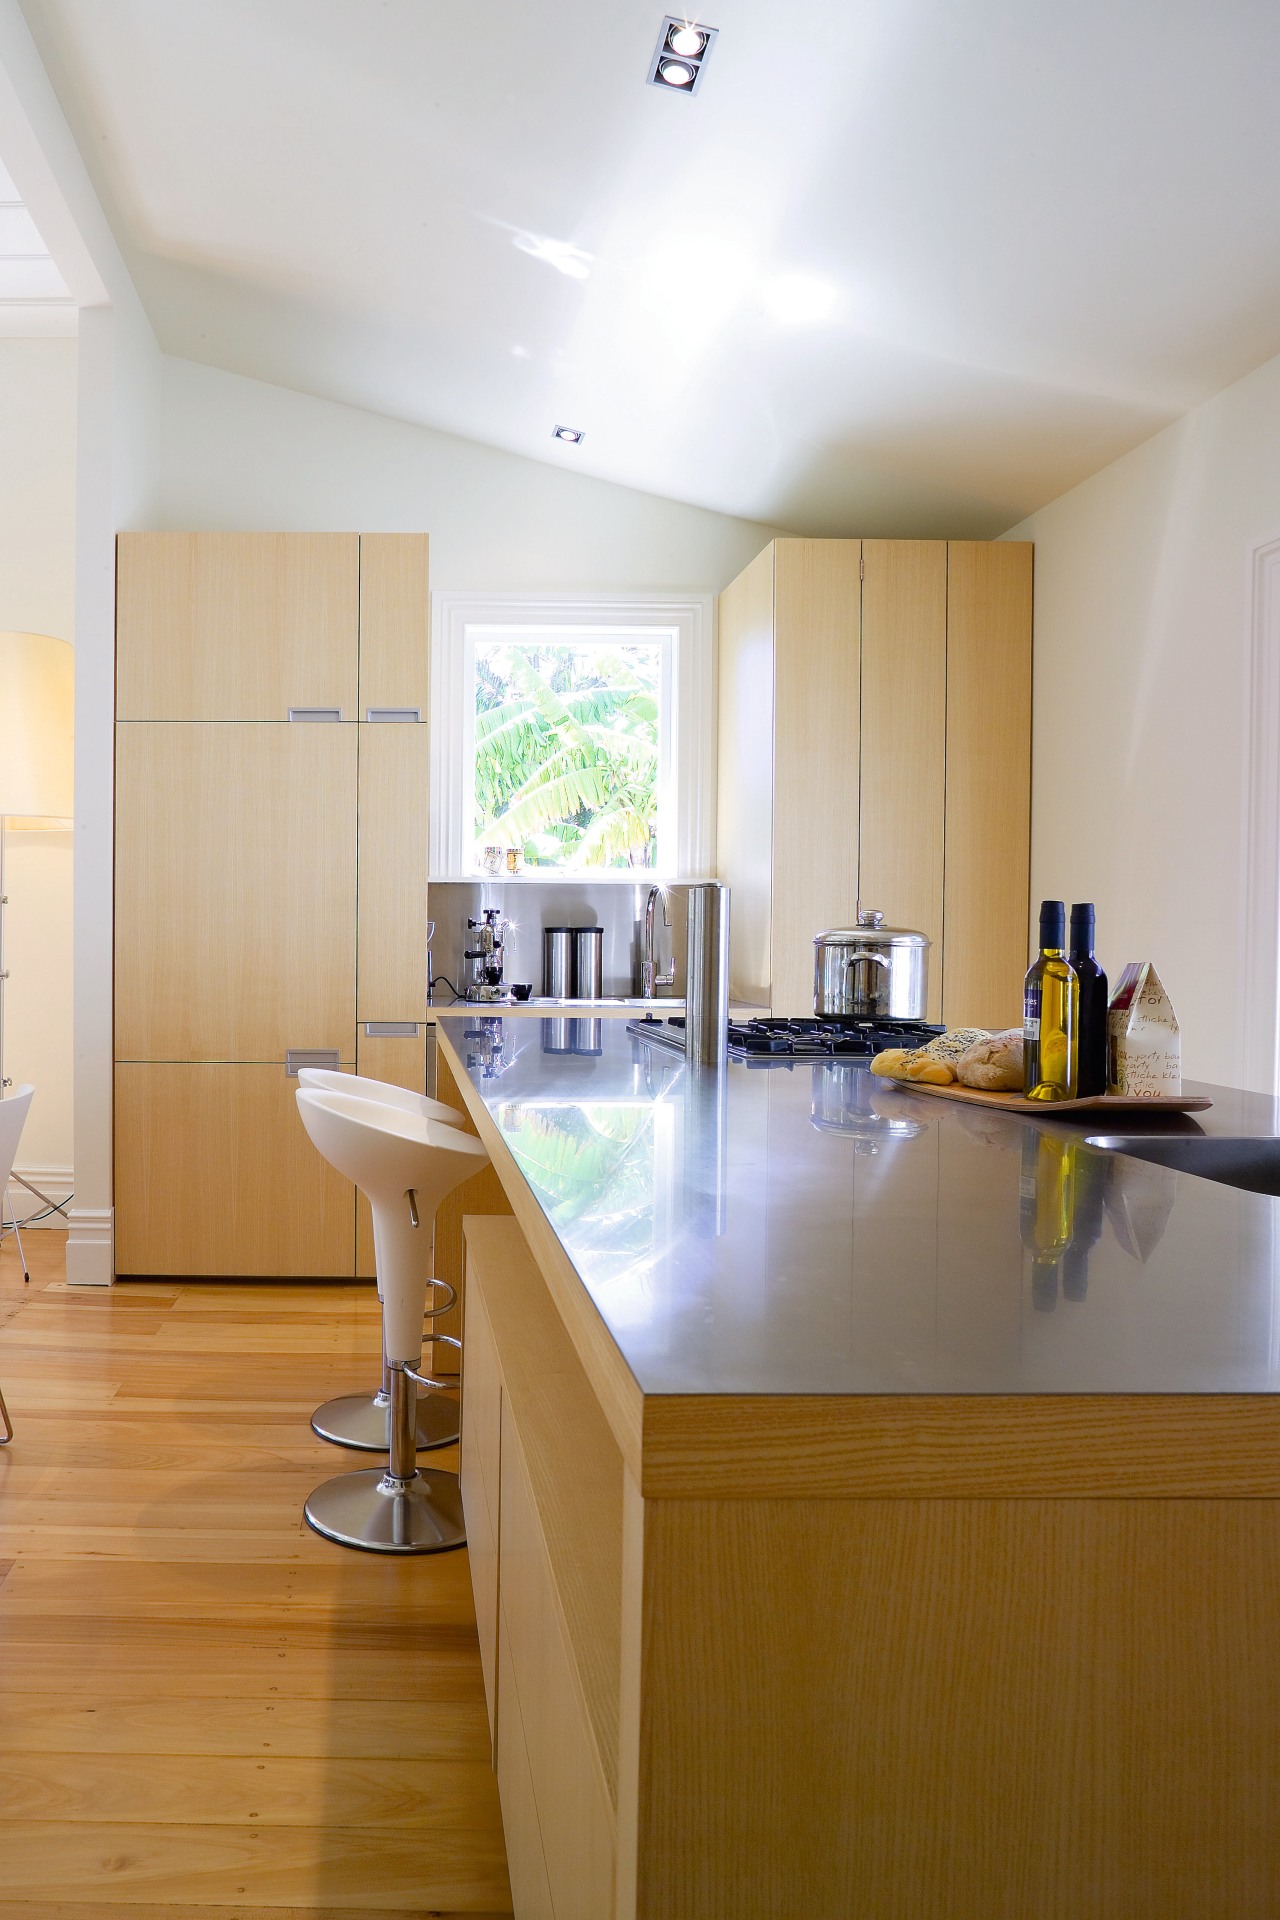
[363,1020,420,1038]
[287,707,342,723]
[364,707,421,723]
[285,1048,341,1076]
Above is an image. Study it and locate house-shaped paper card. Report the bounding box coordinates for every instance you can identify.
[1107,962,1182,1097]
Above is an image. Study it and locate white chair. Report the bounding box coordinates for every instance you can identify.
[297,1067,464,1454]
[0,1084,35,1443]
[295,1087,489,1552]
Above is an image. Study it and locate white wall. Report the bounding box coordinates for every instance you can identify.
[157,357,777,591]
[0,336,76,1205]
[1007,344,1280,1089]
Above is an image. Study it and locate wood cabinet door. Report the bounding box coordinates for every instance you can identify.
[859,541,947,1023]
[115,722,358,1063]
[943,542,1033,1028]
[115,1062,355,1276]
[358,533,429,718]
[116,532,359,722]
[357,722,428,1021]
[771,538,861,1015]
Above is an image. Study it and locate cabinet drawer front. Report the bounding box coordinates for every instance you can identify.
[117,532,359,721]
[495,1612,555,1920]
[115,722,357,1063]
[499,1403,615,1919]
[114,1062,355,1277]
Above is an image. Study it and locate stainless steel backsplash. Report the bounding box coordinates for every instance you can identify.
[427,879,711,999]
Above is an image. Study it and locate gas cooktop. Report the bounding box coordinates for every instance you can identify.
[627,1014,946,1063]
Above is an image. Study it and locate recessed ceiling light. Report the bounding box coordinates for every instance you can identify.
[668,23,706,56]
[553,425,585,444]
[647,16,717,94]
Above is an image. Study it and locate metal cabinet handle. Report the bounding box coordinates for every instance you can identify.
[285,1048,341,1076]
[287,707,342,723]
[364,707,421,723]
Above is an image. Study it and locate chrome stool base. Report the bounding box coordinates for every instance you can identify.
[310,1387,459,1452]
[304,1465,465,1554]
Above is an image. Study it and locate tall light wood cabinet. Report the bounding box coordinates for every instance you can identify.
[114,531,430,1279]
[717,537,1032,1027]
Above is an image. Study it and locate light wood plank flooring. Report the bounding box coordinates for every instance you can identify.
[0,1231,512,1918]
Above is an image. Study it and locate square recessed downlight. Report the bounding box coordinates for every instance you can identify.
[553,424,585,444]
[646,15,718,94]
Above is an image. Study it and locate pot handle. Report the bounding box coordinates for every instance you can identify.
[846,951,891,986]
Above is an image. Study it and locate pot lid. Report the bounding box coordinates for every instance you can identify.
[814,909,930,950]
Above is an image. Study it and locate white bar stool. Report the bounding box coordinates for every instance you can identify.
[295,1086,489,1552]
[298,1067,464,1454]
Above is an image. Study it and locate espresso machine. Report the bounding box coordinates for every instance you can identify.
[464,907,510,1001]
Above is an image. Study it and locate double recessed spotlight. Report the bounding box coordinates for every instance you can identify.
[553,424,585,445]
[647,15,718,94]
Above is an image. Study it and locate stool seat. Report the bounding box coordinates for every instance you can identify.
[296,1087,489,1553]
[297,1067,466,1454]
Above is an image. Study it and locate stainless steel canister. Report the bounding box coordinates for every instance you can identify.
[686,882,730,1068]
[542,926,574,998]
[813,910,930,1020]
[573,925,603,1000]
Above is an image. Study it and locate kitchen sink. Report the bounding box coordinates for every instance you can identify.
[1086,1135,1280,1197]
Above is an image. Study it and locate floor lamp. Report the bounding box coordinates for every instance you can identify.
[0,631,74,1234]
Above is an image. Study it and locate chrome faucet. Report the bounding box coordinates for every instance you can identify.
[642,885,676,999]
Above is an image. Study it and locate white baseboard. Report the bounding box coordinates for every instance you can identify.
[7,1164,73,1229]
[66,1206,114,1286]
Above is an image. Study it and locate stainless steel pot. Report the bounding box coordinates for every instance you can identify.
[813,910,930,1020]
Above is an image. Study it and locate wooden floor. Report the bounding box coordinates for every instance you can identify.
[0,1230,512,1919]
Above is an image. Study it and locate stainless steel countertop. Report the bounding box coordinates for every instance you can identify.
[438,1013,1280,1398]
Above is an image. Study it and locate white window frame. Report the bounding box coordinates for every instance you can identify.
[430,592,715,879]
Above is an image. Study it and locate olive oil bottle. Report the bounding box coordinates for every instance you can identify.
[1024,899,1079,1102]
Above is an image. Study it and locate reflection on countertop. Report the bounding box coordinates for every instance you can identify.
[437,1013,1280,1399]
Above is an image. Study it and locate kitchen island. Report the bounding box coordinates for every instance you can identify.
[435,1013,1280,1920]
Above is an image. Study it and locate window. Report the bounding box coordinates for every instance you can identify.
[431,594,714,878]
[472,629,672,872]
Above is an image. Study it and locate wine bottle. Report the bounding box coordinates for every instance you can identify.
[1024,899,1079,1102]
[1069,902,1108,1099]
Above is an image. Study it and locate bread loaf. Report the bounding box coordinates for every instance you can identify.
[956,1028,1024,1091]
[871,1027,991,1085]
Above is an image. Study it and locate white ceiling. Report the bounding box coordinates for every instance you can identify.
[16,0,1280,532]
[0,152,73,333]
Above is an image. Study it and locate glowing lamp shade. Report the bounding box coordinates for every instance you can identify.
[0,631,73,828]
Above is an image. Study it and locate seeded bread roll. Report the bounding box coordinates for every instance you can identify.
[871,1028,992,1085]
[956,1028,1024,1091]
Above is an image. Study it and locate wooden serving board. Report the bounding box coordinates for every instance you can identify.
[874,1079,1211,1118]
